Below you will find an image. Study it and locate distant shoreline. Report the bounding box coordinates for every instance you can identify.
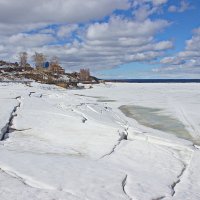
[104,79,200,83]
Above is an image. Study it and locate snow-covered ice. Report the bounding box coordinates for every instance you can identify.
[0,82,200,200]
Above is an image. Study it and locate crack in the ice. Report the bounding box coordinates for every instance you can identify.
[9,128,32,133]
[0,167,83,200]
[152,144,191,198]
[100,130,128,159]
[122,175,132,200]
[171,163,187,196]
[0,96,21,141]
[29,92,35,97]
[29,92,43,98]
[152,196,165,200]
[158,147,191,198]
[0,167,34,188]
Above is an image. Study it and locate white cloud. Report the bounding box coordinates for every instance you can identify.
[1,15,172,70]
[132,0,168,21]
[86,17,169,40]
[0,0,129,24]
[8,33,55,47]
[0,22,46,36]
[134,5,156,21]
[133,0,168,6]
[168,5,177,12]
[57,24,79,38]
[151,0,168,6]
[30,16,171,70]
[0,0,130,43]
[158,27,200,75]
[168,1,191,13]
[0,0,173,71]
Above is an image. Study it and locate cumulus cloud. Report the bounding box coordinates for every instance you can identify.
[0,0,129,24]
[57,25,79,38]
[151,0,168,6]
[0,0,129,39]
[168,1,191,13]
[8,33,54,47]
[32,16,171,70]
[157,27,200,75]
[132,0,168,21]
[133,0,168,6]
[0,0,173,71]
[86,17,169,40]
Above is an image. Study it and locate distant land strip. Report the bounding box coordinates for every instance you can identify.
[105,79,200,83]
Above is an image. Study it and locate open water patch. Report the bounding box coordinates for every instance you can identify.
[119,105,198,143]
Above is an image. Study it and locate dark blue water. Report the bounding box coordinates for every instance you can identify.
[106,79,200,83]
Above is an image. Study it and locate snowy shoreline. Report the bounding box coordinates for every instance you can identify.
[0,82,200,200]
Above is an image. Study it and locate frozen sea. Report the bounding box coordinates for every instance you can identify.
[0,82,200,200]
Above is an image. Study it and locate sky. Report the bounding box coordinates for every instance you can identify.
[0,0,200,79]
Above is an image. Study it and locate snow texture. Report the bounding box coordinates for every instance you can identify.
[0,82,200,200]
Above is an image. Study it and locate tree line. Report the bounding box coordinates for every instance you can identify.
[19,52,91,81]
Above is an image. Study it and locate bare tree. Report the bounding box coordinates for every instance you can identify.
[19,52,28,68]
[79,68,90,81]
[49,56,64,74]
[50,56,59,66]
[33,52,46,69]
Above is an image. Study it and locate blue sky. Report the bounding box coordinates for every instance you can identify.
[98,0,200,79]
[0,0,200,78]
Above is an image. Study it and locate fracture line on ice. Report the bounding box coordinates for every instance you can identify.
[0,166,77,194]
[126,131,196,199]
[0,166,85,199]
[99,130,128,159]
[150,143,193,197]
[0,167,34,188]
[170,151,194,197]
[29,92,35,97]
[122,174,132,200]
[29,92,43,98]
[171,164,187,196]
[0,96,22,141]
[152,196,165,200]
